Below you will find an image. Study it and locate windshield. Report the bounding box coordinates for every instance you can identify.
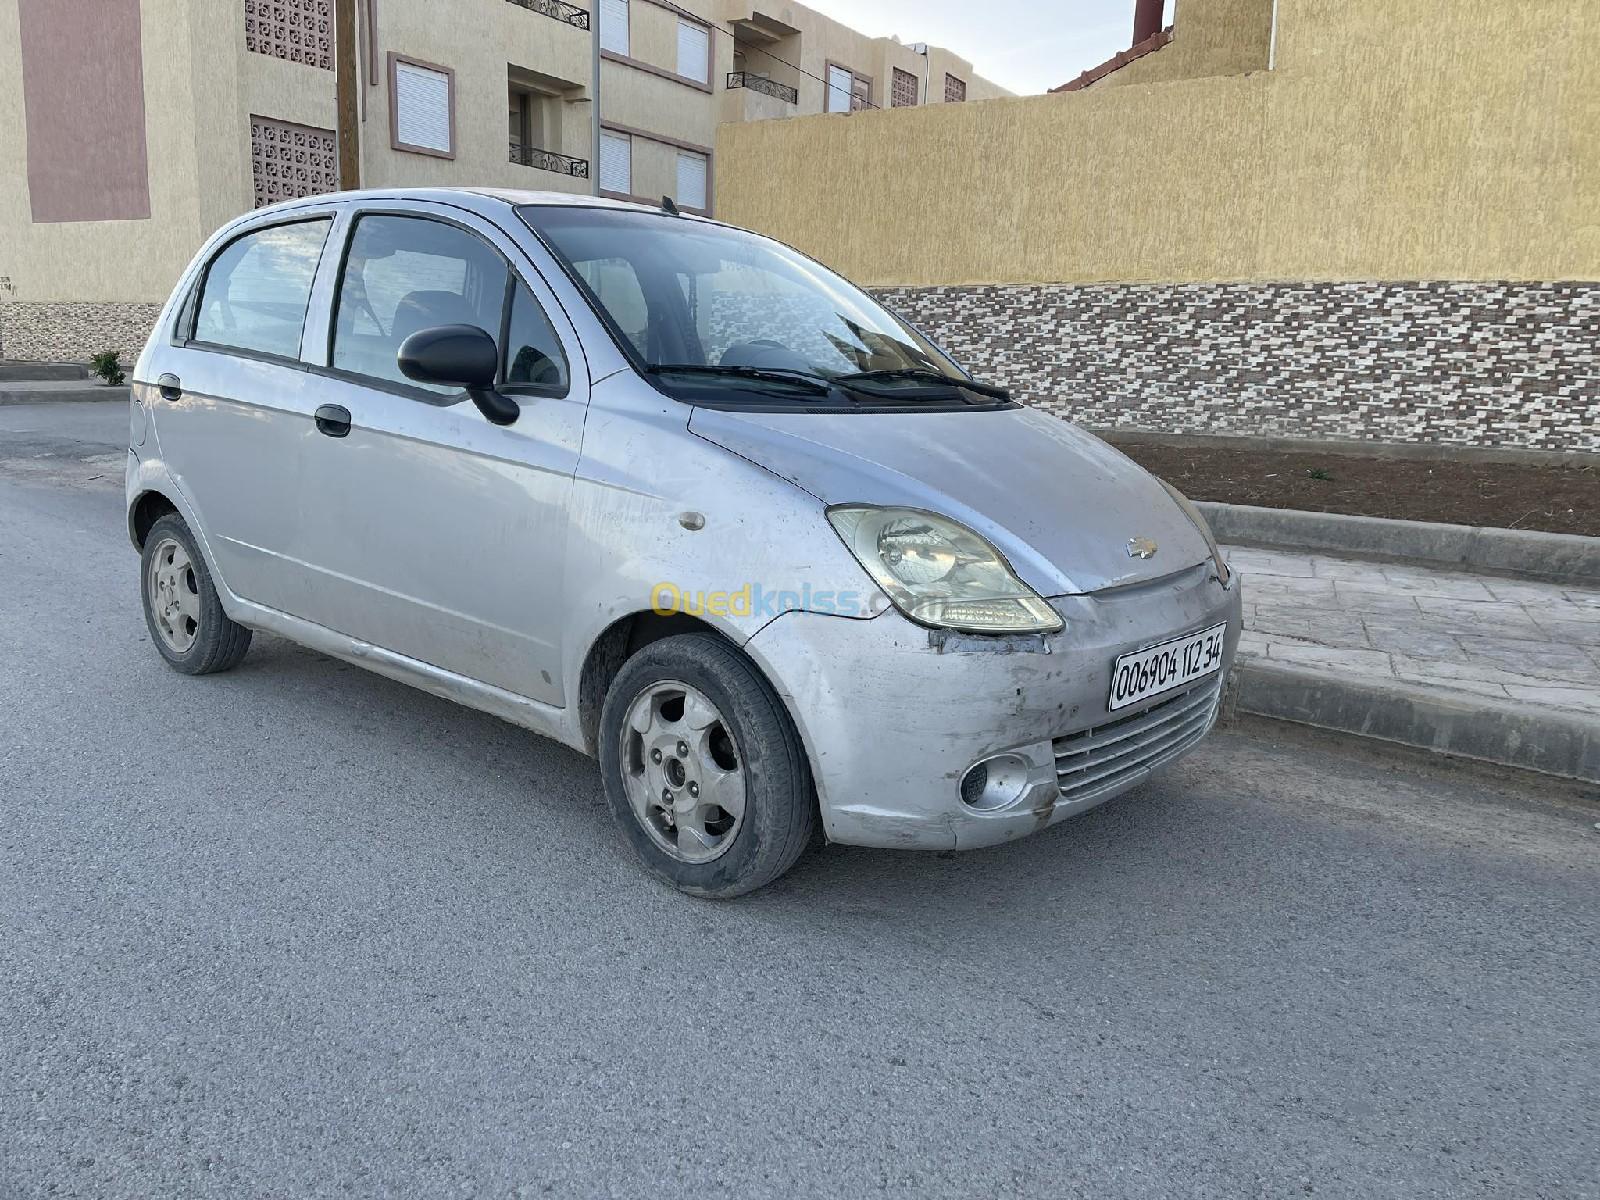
[518,205,972,400]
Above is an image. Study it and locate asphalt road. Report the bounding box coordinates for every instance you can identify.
[2,402,1598,1198]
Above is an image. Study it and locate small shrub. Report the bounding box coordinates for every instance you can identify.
[89,350,125,387]
[1306,467,1333,481]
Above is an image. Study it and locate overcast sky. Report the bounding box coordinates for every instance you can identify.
[795,0,1177,95]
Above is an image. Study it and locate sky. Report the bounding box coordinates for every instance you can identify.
[794,0,1177,95]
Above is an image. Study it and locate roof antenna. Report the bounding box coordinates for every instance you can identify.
[660,194,680,216]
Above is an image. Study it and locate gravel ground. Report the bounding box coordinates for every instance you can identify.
[1,407,1597,1198]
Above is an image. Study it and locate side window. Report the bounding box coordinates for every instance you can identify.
[192,219,330,358]
[332,214,508,393]
[504,282,570,392]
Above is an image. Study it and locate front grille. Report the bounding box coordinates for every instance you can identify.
[1052,677,1222,803]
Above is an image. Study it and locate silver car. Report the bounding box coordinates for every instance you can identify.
[127,187,1242,897]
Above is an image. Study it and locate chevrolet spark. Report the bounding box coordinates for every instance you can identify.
[127,188,1241,897]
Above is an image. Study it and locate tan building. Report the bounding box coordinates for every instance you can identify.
[0,0,1004,361]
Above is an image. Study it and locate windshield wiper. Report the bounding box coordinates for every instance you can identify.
[831,368,1011,400]
[645,363,830,395]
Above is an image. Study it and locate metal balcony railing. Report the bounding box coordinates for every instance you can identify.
[510,142,590,178]
[726,71,798,105]
[505,0,589,31]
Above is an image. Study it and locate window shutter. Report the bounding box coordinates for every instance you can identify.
[394,61,451,153]
[599,131,631,195]
[826,65,851,113]
[676,150,708,211]
[600,0,629,55]
[676,20,709,83]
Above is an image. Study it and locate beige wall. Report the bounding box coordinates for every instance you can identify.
[715,0,1600,286]
[0,0,210,305]
[360,0,593,192]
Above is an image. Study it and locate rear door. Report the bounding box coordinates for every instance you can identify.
[150,212,335,612]
[286,202,588,706]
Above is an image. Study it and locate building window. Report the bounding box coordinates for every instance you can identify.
[390,55,454,158]
[676,18,709,84]
[827,64,871,113]
[243,0,332,71]
[676,150,708,211]
[944,73,967,102]
[250,115,339,207]
[891,67,919,108]
[600,0,629,55]
[599,130,632,195]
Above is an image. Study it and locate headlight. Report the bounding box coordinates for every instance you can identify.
[1159,480,1232,587]
[826,506,1063,634]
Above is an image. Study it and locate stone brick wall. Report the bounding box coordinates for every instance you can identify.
[873,282,1600,453]
[0,302,163,365]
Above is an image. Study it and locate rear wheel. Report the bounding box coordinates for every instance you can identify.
[140,514,251,675]
[599,633,815,897]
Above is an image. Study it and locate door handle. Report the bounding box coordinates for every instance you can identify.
[157,373,183,402]
[314,404,352,438]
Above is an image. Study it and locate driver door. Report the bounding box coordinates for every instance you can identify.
[286,204,586,707]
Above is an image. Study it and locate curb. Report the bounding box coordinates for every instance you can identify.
[0,385,128,406]
[1227,659,1600,784]
[0,360,88,383]
[1198,501,1600,586]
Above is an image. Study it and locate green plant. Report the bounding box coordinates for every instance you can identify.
[89,350,125,387]
[1306,467,1333,481]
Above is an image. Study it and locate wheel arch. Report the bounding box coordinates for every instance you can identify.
[129,488,180,549]
[577,610,768,758]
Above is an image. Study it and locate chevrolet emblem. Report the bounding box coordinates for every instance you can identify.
[1127,536,1158,560]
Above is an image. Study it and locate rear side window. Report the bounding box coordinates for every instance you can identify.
[332,215,508,394]
[192,219,330,359]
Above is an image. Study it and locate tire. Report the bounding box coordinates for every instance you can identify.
[140,513,252,675]
[598,632,816,898]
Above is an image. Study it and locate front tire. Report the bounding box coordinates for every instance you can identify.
[599,633,816,898]
[140,513,251,675]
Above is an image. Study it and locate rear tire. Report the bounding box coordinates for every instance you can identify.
[140,513,252,675]
[599,633,816,898]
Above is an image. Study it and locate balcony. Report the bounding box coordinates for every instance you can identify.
[510,142,589,178]
[504,0,589,31]
[727,71,798,105]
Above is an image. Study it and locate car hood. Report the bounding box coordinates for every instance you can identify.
[688,404,1211,597]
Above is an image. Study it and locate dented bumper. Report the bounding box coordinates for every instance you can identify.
[744,564,1243,850]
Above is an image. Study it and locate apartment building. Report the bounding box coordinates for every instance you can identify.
[0,0,1005,360]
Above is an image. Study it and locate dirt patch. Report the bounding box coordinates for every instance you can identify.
[1111,442,1599,537]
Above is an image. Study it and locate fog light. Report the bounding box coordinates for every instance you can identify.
[958,753,1032,812]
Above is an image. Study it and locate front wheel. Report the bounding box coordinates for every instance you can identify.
[140,513,252,675]
[599,633,816,898]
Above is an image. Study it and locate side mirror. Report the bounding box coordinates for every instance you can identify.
[397,324,519,426]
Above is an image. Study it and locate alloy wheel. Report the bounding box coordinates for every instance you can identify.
[148,536,200,654]
[621,680,747,864]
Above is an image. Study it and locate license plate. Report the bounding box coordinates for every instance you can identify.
[1107,622,1228,712]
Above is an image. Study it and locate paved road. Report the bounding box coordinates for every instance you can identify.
[2,403,1598,1198]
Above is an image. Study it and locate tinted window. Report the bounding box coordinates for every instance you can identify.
[332,215,508,393]
[505,282,569,391]
[193,219,330,358]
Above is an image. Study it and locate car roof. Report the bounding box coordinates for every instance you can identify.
[246,186,706,223]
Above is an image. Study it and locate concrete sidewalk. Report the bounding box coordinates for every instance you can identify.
[1227,545,1600,779]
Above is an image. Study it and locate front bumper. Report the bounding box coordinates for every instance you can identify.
[743,563,1243,850]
